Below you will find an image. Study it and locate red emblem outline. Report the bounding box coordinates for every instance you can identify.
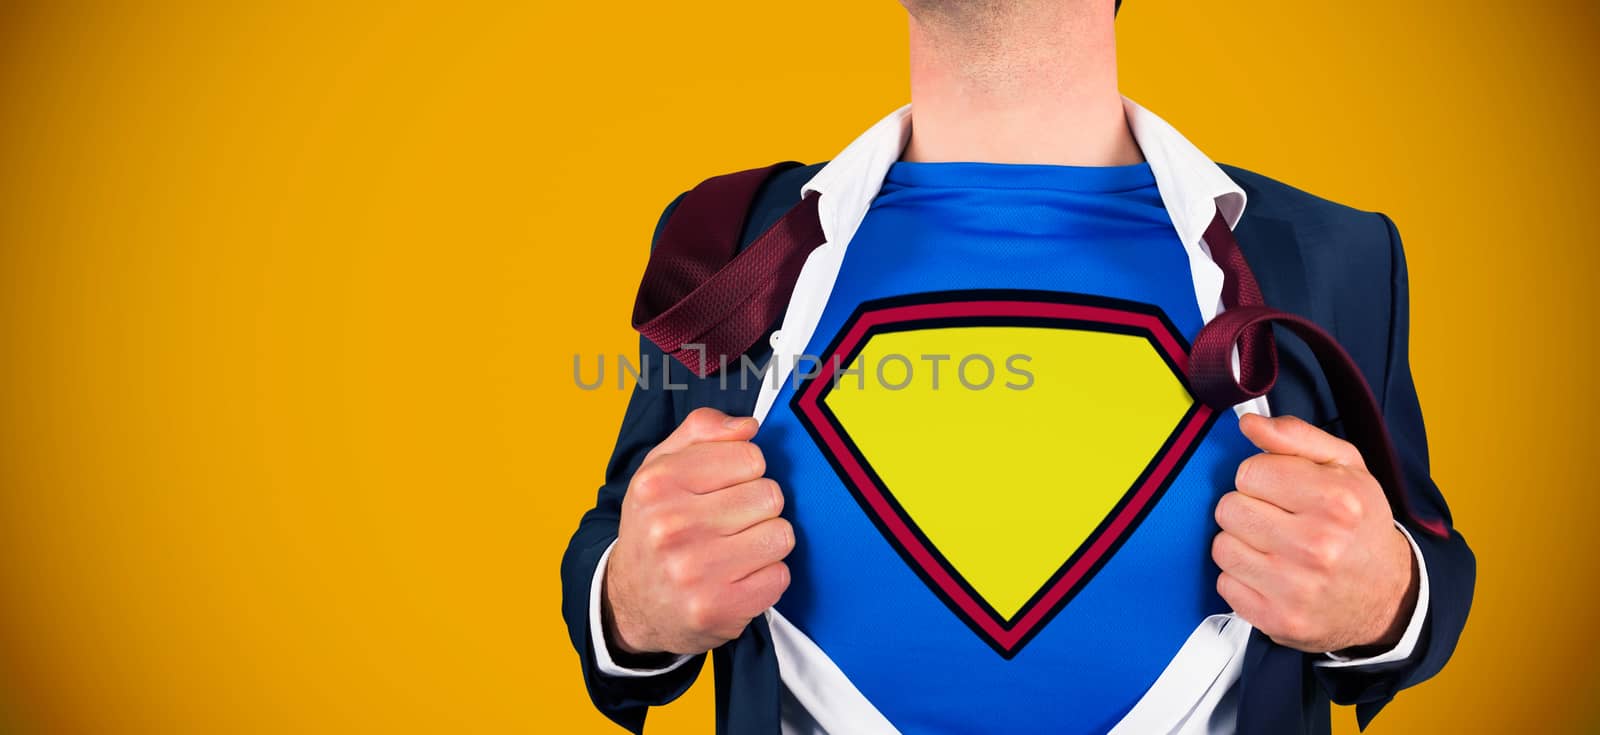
[790,289,1218,658]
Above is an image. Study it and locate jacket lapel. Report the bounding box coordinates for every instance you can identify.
[1228,211,1338,735]
[1231,212,1339,429]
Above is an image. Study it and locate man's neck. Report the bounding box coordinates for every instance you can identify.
[900,0,1140,167]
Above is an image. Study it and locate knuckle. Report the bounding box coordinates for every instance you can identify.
[1326,488,1363,524]
[757,563,791,607]
[769,518,796,555]
[745,442,767,477]
[662,553,695,586]
[1234,455,1261,491]
[1224,494,1258,531]
[643,520,669,549]
[1216,572,1237,601]
[772,561,792,592]
[621,488,644,517]
[1215,492,1238,527]
[1280,414,1312,437]
[631,464,669,501]
[646,513,687,550]
[683,593,717,632]
[761,479,785,516]
[1242,455,1282,495]
[685,406,722,434]
[1306,533,1342,570]
[1341,492,1366,522]
[1211,534,1234,567]
[746,562,790,608]
[1330,464,1360,489]
[758,563,790,605]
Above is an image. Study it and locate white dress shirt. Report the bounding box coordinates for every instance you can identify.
[588,97,1431,734]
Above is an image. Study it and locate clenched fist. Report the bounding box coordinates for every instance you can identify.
[1212,413,1420,656]
[602,407,795,657]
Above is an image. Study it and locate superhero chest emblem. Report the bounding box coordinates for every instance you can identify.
[790,290,1220,657]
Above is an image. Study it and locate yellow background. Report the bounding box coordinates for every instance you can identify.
[0,1,1595,732]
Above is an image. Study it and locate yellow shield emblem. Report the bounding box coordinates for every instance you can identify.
[792,291,1217,657]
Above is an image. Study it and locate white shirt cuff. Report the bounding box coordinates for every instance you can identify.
[589,540,695,678]
[1315,521,1430,668]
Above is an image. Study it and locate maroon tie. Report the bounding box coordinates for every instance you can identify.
[633,164,1447,538]
[1191,211,1447,537]
[632,162,825,377]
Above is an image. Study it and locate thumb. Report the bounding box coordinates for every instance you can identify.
[1237,412,1362,467]
[649,407,760,459]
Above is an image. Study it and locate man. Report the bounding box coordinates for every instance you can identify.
[561,0,1475,732]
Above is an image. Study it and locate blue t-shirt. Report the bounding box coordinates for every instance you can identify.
[754,159,1258,734]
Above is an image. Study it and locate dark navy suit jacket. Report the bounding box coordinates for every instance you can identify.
[560,162,1475,734]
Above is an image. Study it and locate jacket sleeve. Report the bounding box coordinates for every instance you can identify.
[560,193,708,733]
[1312,212,1477,729]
